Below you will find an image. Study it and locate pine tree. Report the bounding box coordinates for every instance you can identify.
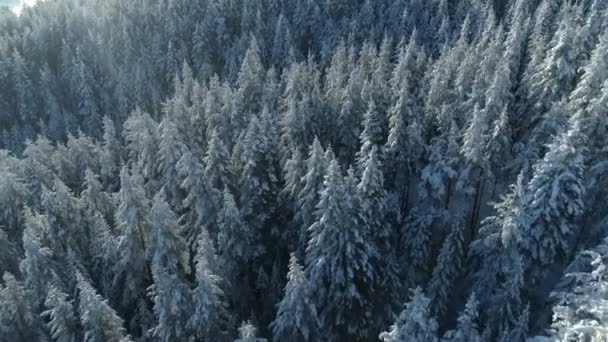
[305,158,377,341]
[77,273,132,342]
[271,253,319,342]
[379,287,439,342]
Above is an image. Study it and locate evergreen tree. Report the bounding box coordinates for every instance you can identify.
[77,273,132,342]
[527,15,577,112]
[43,285,79,342]
[427,223,466,318]
[518,127,586,272]
[0,273,45,341]
[379,287,439,342]
[305,158,377,341]
[157,115,186,207]
[271,253,320,342]
[20,209,55,308]
[235,321,267,342]
[294,138,326,251]
[123,109,159,185]
[177,151,220,241]
[188,228,228,341]
[99,116,123,190]
[112,166,150,311]
[442,293,481,342]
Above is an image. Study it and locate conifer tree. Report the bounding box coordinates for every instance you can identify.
[427,223,466,318]
[0,273,45,341]
[123,109,159,185]
[271,253,320,342]
[112,166,150,311]
[157,115,186,207]
[43,285,79,342]
[305,158,377,341]
[518,127,585,272]
[99,116,123,190]
[188,228,228,340]
[77,273,132,342]
[20,209,55,308]
[294,138,326,252]
[379,287,439,342]
[177,151,220,241]
[442,293,481,342]
[235,322,267,342]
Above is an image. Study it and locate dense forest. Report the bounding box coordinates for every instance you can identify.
[0,0,607,340]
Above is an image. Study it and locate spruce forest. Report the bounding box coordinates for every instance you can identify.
[0,0,607,341]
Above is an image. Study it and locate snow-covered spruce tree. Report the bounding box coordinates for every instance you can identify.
[0,272,46,341]
[99,116,123,191]
[177,151,220,242]
[305,158,378,341]
[568,29,608,114]
[400,206,439,287]
[157,114,186,208]
[112,166,151,312]
[357,144,400,324]
[81,169,114,221]
[527,14,577,113]
[238,112,280,239]
[123,108,159,186]
[356,99,384,170]
[470,167,531,336]
[233,36,265,131]
[77,273,132,342]
[204,128,233,192]
[551,244,608,341]
[0,166,27,239]
[270,253,320,342]
[149,193,189,275]
[217,187,256,281]
[148,193,194,341]
[43,285,79,342]
[379,287,439,342]
[20,208,55,308]
[294,138,326,254]
[427,223,466,319]
[235,321,267,342]
[441,293,481,342]
[517,126,586,280]
[188,228,229,341]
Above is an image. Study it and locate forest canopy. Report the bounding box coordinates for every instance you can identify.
[1,0,608,341]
